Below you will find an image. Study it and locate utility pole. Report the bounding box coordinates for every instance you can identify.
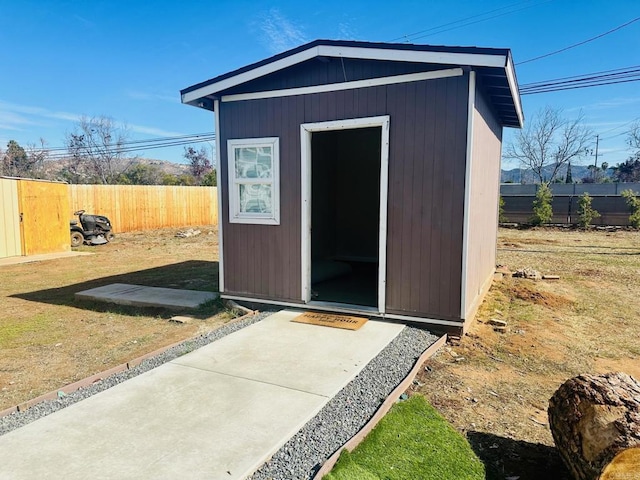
[593,135,600,170]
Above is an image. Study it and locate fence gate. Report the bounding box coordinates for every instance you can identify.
[0,178,22,258]
[17,179,70,256]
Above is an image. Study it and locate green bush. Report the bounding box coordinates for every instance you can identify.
[577,192,600,228]
[531,183,553,225]
[621,189,640,228]
[498,196,507,223]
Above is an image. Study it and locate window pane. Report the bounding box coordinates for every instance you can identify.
[235,146,272,179]
[239,184,272,214]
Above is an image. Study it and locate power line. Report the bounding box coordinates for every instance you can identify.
[43,132,216,152]
[389,0,552,42]
[519,66,640,95]
[517,16,640,65]
[44,134,216,160]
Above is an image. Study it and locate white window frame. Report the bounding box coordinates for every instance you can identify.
[227,137,280,225]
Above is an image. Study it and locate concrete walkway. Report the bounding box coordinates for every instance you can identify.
[0,310,403,480]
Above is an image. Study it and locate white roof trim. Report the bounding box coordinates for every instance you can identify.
[505,56,524,127]
[181,44,508,105]
[221,68,463,103]
[317,45,506,68]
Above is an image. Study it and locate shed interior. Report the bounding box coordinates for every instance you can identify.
[310,127,381,307]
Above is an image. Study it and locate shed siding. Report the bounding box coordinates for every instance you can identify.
[220,73,469,321]
[463,84,503,317]
[0,178,21,258]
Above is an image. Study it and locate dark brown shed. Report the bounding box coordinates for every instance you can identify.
[181,39,523,334]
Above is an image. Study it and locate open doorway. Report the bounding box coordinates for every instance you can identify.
[310,127,382,308]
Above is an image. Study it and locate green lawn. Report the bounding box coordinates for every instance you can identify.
[324,395,484,480]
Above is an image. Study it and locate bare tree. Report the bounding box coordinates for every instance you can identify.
[504,106,592,184]
[628,120,640,151]
[183,145,212,184]
[1,139,48,178]
[65,115,136,184]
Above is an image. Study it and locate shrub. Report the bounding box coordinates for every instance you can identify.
[577,192,600,228]
[621,189,640,228]
[531,183,553,225]
[498,196,507,223]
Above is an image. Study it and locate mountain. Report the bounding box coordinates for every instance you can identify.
[501,164,599,183]
[40,157,190,181]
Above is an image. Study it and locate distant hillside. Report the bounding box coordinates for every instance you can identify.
[501,164,604,183]
[41,157,190,181]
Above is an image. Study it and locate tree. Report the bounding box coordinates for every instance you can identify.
[504,106,592,184]
[65,115,136,184]
[565,162,573,183]
[116,163,164,185]
[201,169,217,186]
[621,189,640,228]
[577,193,600,228]
[183,145,212,184]
[1,139,49,178]
[612,155,640,182]
[530,183,553,225]
[498,196,506,223]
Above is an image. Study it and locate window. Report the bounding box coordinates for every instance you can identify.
[227,137,280,224]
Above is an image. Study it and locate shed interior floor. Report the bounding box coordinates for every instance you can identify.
[311,262,377,307]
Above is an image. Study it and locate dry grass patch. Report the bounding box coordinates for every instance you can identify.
[416,227,640,480]
[0,226,233,411]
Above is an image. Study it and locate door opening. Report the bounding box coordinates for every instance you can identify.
[310,127,382,308]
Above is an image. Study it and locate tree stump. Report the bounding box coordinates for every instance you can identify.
[548,372,640,480]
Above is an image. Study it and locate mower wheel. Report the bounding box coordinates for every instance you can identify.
[106,232,115,242]
[70,231,84,247]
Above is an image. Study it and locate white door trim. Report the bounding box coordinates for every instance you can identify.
[300,115,390,314]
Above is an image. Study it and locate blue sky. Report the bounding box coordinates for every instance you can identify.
[0,0,639,169]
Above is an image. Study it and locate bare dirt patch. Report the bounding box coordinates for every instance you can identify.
[0,226,233,411]
[415,227,640,480]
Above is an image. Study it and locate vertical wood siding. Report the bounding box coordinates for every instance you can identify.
[220,73,470,319]
[68,185,218,233]
[0,179,21,258]
[18,180,70,256]
[464,85,503,316]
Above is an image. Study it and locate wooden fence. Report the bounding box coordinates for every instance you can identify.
[68,185,218,233]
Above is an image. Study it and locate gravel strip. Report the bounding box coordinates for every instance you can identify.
[0,311,272,436]
[250,325,439,480]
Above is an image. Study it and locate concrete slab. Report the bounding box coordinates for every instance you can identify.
[0,251,93,267]
[0,310,403,479]
[75,283,218,310]
[173,309,404,397]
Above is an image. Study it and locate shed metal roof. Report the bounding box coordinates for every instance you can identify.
[181,39,523,128]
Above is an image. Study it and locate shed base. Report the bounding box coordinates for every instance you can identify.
[221,294,466,336]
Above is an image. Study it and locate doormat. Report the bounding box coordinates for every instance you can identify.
[291,311,368,331]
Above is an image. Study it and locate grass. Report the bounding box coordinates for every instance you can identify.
[0,225,234,411]
[324,395,485,480]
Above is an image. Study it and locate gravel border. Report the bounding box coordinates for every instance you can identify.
[1,313,439,480]
[0,311,272,436]
[250,325,439,480]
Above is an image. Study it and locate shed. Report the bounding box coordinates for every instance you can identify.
[181,39,523,334]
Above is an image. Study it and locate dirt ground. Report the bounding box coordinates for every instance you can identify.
[0,226,233,411]
[2,226,639,479]
[416,227,640,480]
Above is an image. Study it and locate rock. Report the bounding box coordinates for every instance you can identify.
[170,316,194,324]
[513,268,542,280]
[489,318,507,327]
[494,326,507,333]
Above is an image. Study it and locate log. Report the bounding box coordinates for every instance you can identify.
[548,372,640,480]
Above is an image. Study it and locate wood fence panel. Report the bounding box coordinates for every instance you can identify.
[0,178,22,258]
[18,179,70,255]
[68,185,218,233]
